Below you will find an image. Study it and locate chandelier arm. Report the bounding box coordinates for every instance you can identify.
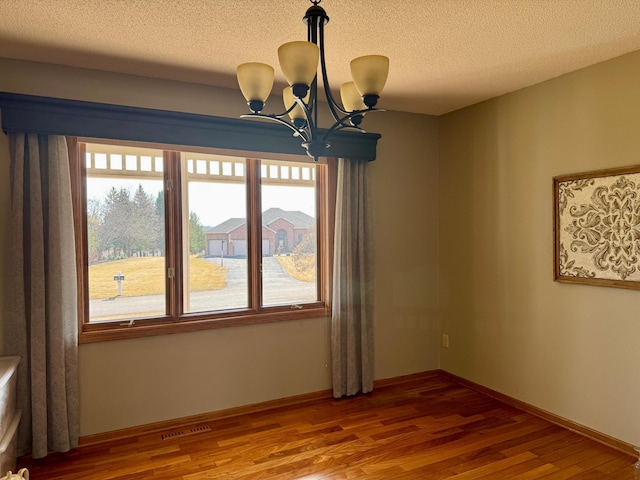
[311,77,319,139]
[317,19,350,122]
[322,124,365,142]
[240,113,311,142]
[294,97,316,136]
[274,102,302,119]
[320,108,387,144]
[306,6,321,139]
[322,114,368,140]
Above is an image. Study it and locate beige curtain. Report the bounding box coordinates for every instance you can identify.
[331,158,374,398]
[4,133,79,458]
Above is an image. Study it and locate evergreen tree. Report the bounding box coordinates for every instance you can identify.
[155,190,165,255]
[91,184,168,260]
[189,212,206,255]
[132,184,158,256]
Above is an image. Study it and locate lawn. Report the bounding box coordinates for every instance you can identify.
[89,256,226,300]
[276,255,316,283]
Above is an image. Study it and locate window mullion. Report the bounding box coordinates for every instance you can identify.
[247,159,263,311]
[165,150,183,320]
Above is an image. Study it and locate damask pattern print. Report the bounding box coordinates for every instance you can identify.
[558,173,640,281]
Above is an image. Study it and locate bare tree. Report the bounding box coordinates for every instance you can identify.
[99,187,133,259]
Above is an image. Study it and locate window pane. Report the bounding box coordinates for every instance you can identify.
[85,144,166,323]
[261,160,317,306]
[183,153,248,313]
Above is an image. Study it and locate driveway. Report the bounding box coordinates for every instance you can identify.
[89,256,316,320]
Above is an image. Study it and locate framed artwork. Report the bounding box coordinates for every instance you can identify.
[554,165,640,290]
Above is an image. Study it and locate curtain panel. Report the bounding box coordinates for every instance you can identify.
[4,133,79,458]
[331,158,374,398]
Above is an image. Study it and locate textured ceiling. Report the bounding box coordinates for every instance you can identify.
[1,0,640,115]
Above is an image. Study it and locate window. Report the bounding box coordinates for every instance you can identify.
[71,140,334,342]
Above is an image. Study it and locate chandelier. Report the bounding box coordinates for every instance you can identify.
[236,0,389,161]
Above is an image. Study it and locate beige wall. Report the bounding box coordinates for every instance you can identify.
[439,50,640,447]
[367,112,440,378]
[0,58,440,435]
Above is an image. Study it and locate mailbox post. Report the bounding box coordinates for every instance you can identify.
[113,271,125,296]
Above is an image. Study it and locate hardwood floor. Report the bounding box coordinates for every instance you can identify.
[22,373,637,479]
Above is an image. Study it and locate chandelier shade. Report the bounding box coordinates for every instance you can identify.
[283,86,310,123]
[351,55,390,97]
[340,82,366,112]
[236,62,275,111]
[237,0,388,160]
[278,41,320,89]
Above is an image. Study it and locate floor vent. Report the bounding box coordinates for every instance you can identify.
[160,424,212,440]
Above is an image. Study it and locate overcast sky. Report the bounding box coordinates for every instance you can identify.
[86,178,315,228]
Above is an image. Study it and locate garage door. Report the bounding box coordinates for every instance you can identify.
[262,239,270,256]
[233,240,247,257]
[208,239,223,256]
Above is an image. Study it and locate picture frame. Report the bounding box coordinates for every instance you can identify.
[554,165,640,290]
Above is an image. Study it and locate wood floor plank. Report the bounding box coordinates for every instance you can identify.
[21,373,636,479]
[509,463,561,479]
[444,451,538,478]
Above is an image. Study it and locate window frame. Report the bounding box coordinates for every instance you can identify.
[70,139,337,344]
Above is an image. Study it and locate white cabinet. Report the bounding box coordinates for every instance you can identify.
[0,357,20,474]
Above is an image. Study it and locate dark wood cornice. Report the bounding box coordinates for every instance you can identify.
[0,92,381,161]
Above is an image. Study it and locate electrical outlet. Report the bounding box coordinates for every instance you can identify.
[442,333,450,348]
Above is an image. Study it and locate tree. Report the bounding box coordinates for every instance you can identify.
[99,187,132,258]
[155,190,165,255]
[87,197,103,263]
[189,212,206,255]
[291,225,316,277]
[90,184,166,261]
[131,184,158,256]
